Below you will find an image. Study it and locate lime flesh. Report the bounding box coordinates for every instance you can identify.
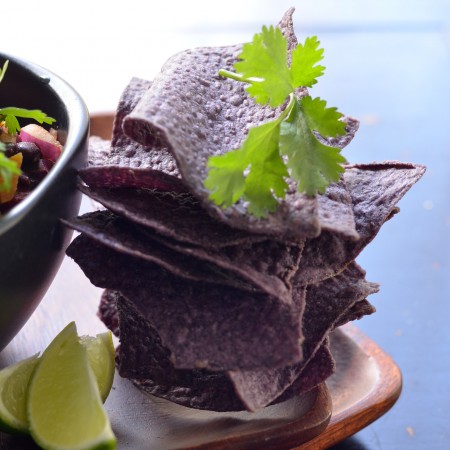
[0,354,39,434]
[80,332,115,403]
[27,322,116,450]
[0,327,115,438]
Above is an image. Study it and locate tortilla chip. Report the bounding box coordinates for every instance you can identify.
[87,136,111,167]
[334,299,376,328]
[100,289,331,412]
[98,289,120,337]
[83,77,187,193]
[129,340,332,413]
[77,184,271,249]
[80,163,187,193]
[111,78,152,149]
[63,211,258,292]
[271,340,334,405]
[316,177,358,238]
[139,226,303,302]
[122,9,358,241]
[95,262,376,411]
[295,161,426,285]
[88,77,181,176]
[223,262,378,410]
[67,235,305,371]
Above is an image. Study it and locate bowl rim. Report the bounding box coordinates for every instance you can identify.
[0,52,89,234]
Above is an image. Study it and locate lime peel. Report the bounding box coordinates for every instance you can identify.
[27,322,116,450]
[0,323,116,449]
[0,354,39,435]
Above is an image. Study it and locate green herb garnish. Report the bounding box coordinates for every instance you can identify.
[204,25,347,217]
[0,107,56,137]
[0,60,56,136]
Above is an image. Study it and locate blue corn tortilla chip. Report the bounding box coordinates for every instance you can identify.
[63,7,425,414]
[92,261,376,411]
[224,262,377,410]
[99,288,333,412]
[77,184,269,249]
[121,9,359,241]
[295,161,426,285]
[62,211,257,292]
[83,77,187,193]
[88,77,181,177]
[98,289,120,337]
[80,161,187,192]
[66,234,305,371]
[63,210,301,302]
[130,341,333,413]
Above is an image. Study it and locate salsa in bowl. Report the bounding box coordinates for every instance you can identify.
[0,53,88,351]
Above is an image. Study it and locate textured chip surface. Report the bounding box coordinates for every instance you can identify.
[122,9,358,241]
[67,235,305,371]
[295,161,426,285]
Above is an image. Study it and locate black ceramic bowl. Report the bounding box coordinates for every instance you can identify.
[0,53,88,351]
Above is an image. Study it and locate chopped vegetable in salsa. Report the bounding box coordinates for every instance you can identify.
[0,60,62,215]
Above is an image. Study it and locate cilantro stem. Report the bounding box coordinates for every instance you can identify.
[0,60,9,84]
[218,69,264,85]
[218,68,241,81]
[219,65,296,124]
[277,93,295,123]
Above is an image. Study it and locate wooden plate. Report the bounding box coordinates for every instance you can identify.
[104,324,401,450]
[0,314,401,450]
[0,114,402,449]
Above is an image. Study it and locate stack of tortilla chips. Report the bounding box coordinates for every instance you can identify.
[65,9,425,412]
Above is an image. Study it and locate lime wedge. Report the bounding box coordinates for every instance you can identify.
[27,322,116,450]
[0,354,39,434]
[0,328,115,437]
[80,331,115,402]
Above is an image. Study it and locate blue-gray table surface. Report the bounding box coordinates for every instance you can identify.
[311,2,450,449]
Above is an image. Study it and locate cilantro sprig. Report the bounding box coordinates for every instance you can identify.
[0,107,56,137]
[0,60,56,137]
[204,25,348,217]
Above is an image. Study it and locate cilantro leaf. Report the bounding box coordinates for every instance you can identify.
[205,119,288,217]
[205,149,247,208]
[226,30,326,109]
[0,107,56,135]
[290,36,325,87]
[234,25,293,107]
[0,148,21,193]
[4,114,20,137]
[301,96,346,137]
[205,24,350,216]
[243,148,289,217]
[280,98,346,196]
[239,120,289,217]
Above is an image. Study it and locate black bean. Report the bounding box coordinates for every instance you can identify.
[14,142,42,169]
[18,174,31,190]
[3,143,17,157]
